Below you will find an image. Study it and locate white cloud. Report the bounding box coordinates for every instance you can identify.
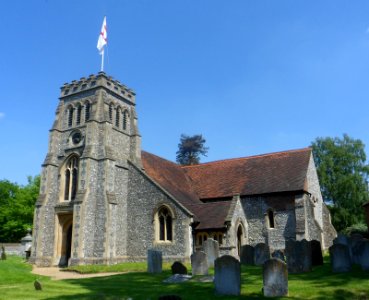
[0,112,5,120]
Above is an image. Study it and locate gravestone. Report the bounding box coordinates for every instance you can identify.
[171,261,187,275]
[203,238,219,268]
[158,295,182,300]
[254,243,270,266]
[333,234,349,246]
[147,249,162,273]
[351,240,366,265]
[191,251,208,275]
[263,258,288,297]
[285,239,312,273]
[329,243,351,273]
[271,250,285,262]
[240,245,254,265]
[359,241,369,271]
[214,255,241,296]
[310,240,323,266]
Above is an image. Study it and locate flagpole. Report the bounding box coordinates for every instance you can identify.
[101,49,104,72]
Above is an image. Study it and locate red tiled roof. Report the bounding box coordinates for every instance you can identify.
[182,148,312,199]
[141,148,312,230]
[141,151,201,210]
[187,201,233,230]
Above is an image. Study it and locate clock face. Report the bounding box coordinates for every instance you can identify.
[72,132,82,144]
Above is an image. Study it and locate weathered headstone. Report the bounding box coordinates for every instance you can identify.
[147,249,162,273]
[254,243,270,266]
[359,241,369,271]
[285,239,312,273]
[311,240,323,266]
[214,255,241,296]
[351,240,366,265]
[158,295,182,300]
[329,243,351,273]
[271,250,285,262]
[263,258,288,297]
[333,234,349,246]
[171,261,187,275]
[191,251,208,275]
[203,238,219,268]
[240,245,254,265]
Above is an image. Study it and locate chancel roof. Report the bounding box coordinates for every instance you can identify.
[141,148,312,230]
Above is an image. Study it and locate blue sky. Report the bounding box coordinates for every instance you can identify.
[2,0,369,185]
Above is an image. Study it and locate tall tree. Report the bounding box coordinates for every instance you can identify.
[0,176,40,242]
[311,134,369,231]
[176,134,209,165]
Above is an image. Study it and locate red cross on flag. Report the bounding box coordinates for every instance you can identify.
[97,16,107,55]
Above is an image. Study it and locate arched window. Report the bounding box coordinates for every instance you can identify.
[237,225,243,256]
[267,210,275,229]
[115,107,120,127]
[63,156,79,201]
[157,207,173,241]
[85,102,91,121]
[76,104,82,125]
[122,110,128,130]
[109,103,113,122]
[68,107,74,127]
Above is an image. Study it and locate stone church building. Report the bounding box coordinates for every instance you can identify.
[30,72,336,266]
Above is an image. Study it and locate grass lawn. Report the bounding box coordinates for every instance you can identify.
[0,256,368,300]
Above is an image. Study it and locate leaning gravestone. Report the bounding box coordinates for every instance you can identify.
[171,261,187,275]
[254,243,270,266]
[263,258,288,297]
[240,245,254,265]
[359,241,369,271]
[311,240,323,266]
[285,239,312,273]
[214,255,241,296]
[271,250,285,262]
[147,249,162,273]
[329,243,351,273]
[191,251,208,275]
[203,238,219,268]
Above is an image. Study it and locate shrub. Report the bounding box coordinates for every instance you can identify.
[342,223,368,237]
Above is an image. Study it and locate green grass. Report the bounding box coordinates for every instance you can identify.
[0,255,368,300]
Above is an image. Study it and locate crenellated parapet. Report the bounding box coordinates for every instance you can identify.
[60,72,136,104]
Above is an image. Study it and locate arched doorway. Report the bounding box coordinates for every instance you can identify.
[237,225,243,256]
[56,214,73,267]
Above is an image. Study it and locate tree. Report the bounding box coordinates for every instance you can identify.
[311,134,369,231]
[0,176,40,242]
[176,134,209,165]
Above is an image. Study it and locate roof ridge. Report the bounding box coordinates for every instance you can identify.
[181,147,312,169]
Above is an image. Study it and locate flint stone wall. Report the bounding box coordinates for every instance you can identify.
[241,195,295,250]
[127,164,192,261]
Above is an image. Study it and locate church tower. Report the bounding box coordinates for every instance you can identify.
[31,72,141,266]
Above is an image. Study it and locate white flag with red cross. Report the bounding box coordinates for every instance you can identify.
[97,16,107,55]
